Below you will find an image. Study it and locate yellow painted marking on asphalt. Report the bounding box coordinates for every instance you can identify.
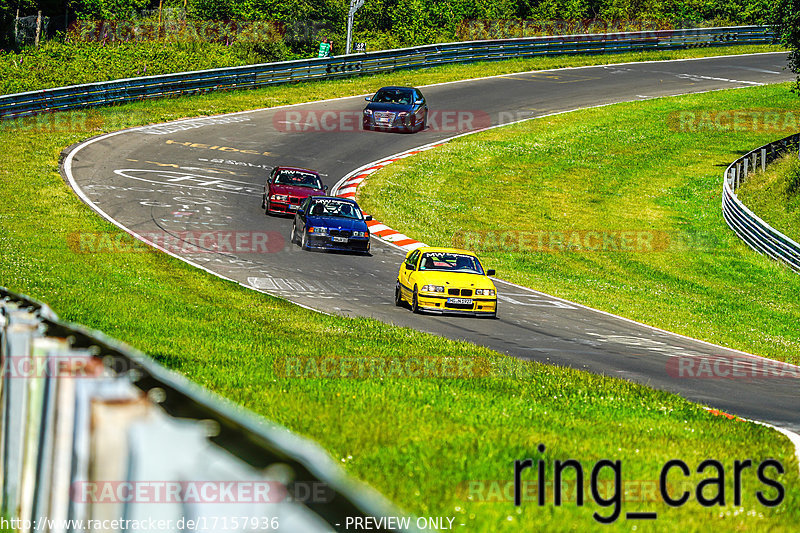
[501,73,601,83]
[165,139,271,156]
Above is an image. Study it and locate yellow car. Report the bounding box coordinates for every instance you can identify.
[395,247,497,317]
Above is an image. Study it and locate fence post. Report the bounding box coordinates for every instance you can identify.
[1,308,40,519]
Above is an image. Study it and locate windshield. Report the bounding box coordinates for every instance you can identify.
[372,89,414,105]
[308,199,363,220]
[274,169,323,189]
[418,253,484,274]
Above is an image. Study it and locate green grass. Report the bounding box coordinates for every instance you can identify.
[1,53,798,531]
[738,154,800,244]
[358,83,800,366]
[0,42,781,95]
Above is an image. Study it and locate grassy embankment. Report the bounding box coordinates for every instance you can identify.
[1,50,798,531]
[358,83,800,366]
[738,153,800,244]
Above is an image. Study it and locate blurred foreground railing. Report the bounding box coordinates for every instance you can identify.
[0,286,415,532]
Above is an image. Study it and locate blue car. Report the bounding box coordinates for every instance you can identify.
[363,86,428,133]
[291,196,372,253]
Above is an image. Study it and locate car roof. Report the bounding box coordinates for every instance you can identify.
[309,195,358,204]
[376,86,416,91]
[414,246,478,256]
[274,166,320,175]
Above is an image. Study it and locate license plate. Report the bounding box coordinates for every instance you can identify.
[288,204,299,210]
[447,298,473,305]
[331,236,348,243]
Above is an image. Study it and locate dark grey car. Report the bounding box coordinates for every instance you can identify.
[362,86,428,133]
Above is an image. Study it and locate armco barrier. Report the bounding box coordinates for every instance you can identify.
[722,133,800,271]
[0,287,417,533]
[0,25,776,120]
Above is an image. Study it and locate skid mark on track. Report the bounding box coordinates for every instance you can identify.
[246,276,342,297]
[498,293,576,309]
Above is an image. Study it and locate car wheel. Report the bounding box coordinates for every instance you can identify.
[411,286,420,314]
[394,283,403,307]
[291,224,298,245]
[419,111,427,132]
[261,194,266,209]
[301,230,310,251]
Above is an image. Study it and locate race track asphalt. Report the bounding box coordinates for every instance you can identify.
[63,52,800,433]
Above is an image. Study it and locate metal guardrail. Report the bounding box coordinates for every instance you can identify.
[0,25,776,120]
[0,286,416,532]
[722,133,800,271]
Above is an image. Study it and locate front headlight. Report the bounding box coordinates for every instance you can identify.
[309,227,328,234]
[363,109,373,116]
[421,285,445,293]
[352,231,368,238]
[475,289,496,296]
[271,194,288,201]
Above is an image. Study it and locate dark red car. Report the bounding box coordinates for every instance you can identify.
[262,166,327,216]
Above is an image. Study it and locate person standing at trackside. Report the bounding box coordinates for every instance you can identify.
[318,38,332,58]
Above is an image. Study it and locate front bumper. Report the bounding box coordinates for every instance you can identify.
[306,234,370,253]
[268,200,302,215]
[415,293,497,316]
[363,113,415,131]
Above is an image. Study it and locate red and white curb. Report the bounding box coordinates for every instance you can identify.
[331,144,444,252]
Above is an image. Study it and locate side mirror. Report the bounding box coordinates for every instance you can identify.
[365,96,372,102]
[324,185,329,191]
[486,269,495,276]
[364,215,373,221]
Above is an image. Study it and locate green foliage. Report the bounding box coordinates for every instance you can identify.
[773,0,800,90]
[2,0,777,55]
[71,0,154,20]
[0,37,288,94]
[738,154,800,244]
[789,158,800,199]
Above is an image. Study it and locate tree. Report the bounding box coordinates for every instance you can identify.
[773,0,800,91]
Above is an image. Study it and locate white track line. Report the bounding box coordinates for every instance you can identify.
[62,51,800,468]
